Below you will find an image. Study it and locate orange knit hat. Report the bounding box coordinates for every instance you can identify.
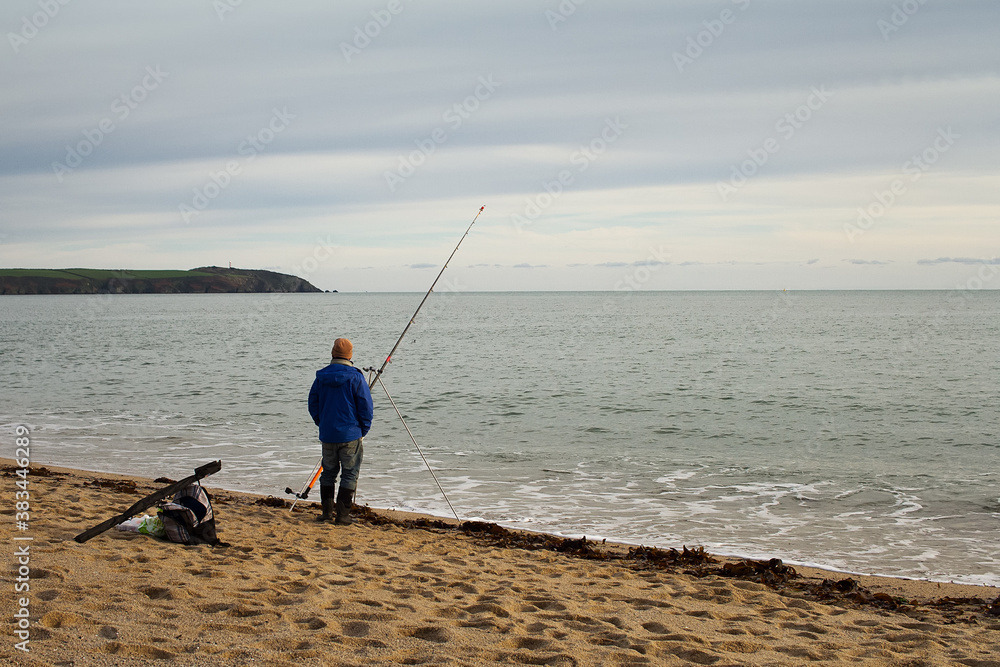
[332,338,353,360]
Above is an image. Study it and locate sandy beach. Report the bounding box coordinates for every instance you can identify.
[3,460,998,666]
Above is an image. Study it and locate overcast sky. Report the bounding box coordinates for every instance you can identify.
[1,0,998,291]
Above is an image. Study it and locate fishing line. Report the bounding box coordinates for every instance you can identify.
[367,205,485,390]
[375,374,462,524]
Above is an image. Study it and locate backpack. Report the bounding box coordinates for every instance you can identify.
[159,483,219,545]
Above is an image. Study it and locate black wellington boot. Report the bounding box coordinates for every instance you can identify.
[316,485,336,522]
[335,487,355,526]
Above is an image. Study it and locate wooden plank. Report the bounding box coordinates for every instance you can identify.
[73,460,222,543]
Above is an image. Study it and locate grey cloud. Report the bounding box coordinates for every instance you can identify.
[5,1,999,182]
[917,257,1000,265]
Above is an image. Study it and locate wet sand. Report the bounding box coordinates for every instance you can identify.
[2,460,998,666]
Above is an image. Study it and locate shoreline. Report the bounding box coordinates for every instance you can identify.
[21,457,1000,591]
[3,459,999,665]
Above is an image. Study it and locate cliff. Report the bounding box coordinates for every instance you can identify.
[0,267,326,295]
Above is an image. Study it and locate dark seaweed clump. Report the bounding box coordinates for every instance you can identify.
[0,465,67,478]
[82,478,139,494]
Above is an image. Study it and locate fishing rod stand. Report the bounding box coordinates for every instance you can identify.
[285,457,322,510]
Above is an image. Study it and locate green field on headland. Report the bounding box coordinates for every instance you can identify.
[0,267,324,295]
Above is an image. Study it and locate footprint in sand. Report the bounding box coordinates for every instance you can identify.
[139,586,172,600]
[296,616,328,630]
[587,629,646,654]
[269,594,303,606]
[186,566,217,577]
[644,628,712,647]
[775,645,837,661]
[403,625,452,643]
[200,621,258,635]
[225,605,264,618]
[463,602,510,618]
[523,597,567,612]
[666,647,723,665]
[900,622,941,633]
[102,642,176,659]
[31,567,67,582]
[510,636,551,650]
[340,620,370,637]
[447,581,478,595]
[485,620,518,633]
[884,632,945,646]
[433,606,466,620]
[625,596,673,611]
[341,610,400,623]
[280,582,311,595]
[760,607,799,620]
[712,639,766,654]
[784,598,814,610]
[780,621,830,635]
[413,564,445,574]
[39,611,87,628]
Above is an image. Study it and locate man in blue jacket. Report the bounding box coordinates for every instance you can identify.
[308,338,373,525]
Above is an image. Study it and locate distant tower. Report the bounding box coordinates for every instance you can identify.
[229,261,232,269]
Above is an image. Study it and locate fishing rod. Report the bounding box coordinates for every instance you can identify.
[286,205,485,512]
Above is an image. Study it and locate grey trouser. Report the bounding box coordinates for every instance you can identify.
[320,438,363,491]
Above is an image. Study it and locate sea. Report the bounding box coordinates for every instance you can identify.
[2,291,998,586]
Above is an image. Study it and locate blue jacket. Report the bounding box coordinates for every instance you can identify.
[308,361,373,444]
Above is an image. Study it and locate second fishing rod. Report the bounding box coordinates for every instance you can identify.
[286,206,485,516]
